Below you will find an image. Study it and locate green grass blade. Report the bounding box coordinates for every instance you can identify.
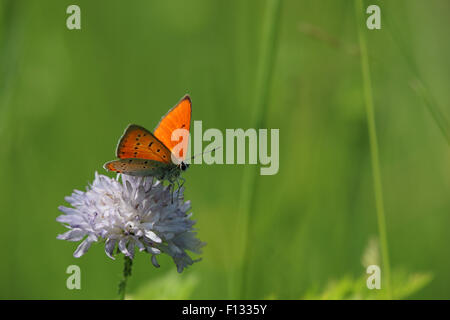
[354,0,392,299]
[383,4,450,146]
[410,79,450,145]
[232,0,282,299]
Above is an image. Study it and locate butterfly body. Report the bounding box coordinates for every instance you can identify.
[104,157,188,180]
[104,95,192,186]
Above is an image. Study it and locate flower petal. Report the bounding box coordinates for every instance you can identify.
[105,238,116,259]
[145,230,162,243]
[146,246,161,255]
[73,239,92,258]
[127,240,135,259]
[134,238,146,252]
[151,255,160,268]
[57,228,86,242]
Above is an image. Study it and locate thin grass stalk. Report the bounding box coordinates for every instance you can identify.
[234,0,282,299]
[354,0,392,299]
[383,4,450,146]
[410,79,450,145]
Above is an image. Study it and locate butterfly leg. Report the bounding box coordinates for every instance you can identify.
[167,178,175,204]
[148,177,154,192]
[179,177,185,189]
[176,179,181,201]
[177,177,185,201]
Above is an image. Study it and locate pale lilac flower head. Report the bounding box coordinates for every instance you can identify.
[57,172,205,273]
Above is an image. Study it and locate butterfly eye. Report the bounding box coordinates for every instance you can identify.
[180,162,187,171]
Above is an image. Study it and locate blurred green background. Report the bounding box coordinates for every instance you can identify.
[0,0,449,299]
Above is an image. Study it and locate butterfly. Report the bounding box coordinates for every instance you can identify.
[104,94,192,189]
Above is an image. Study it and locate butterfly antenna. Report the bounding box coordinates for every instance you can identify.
[189,146,221,161]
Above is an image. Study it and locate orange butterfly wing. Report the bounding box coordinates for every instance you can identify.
[153,95,192,161]
[116,125,172,164]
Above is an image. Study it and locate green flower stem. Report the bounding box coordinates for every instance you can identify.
[354,0,392,299]
[118,256,133,300]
